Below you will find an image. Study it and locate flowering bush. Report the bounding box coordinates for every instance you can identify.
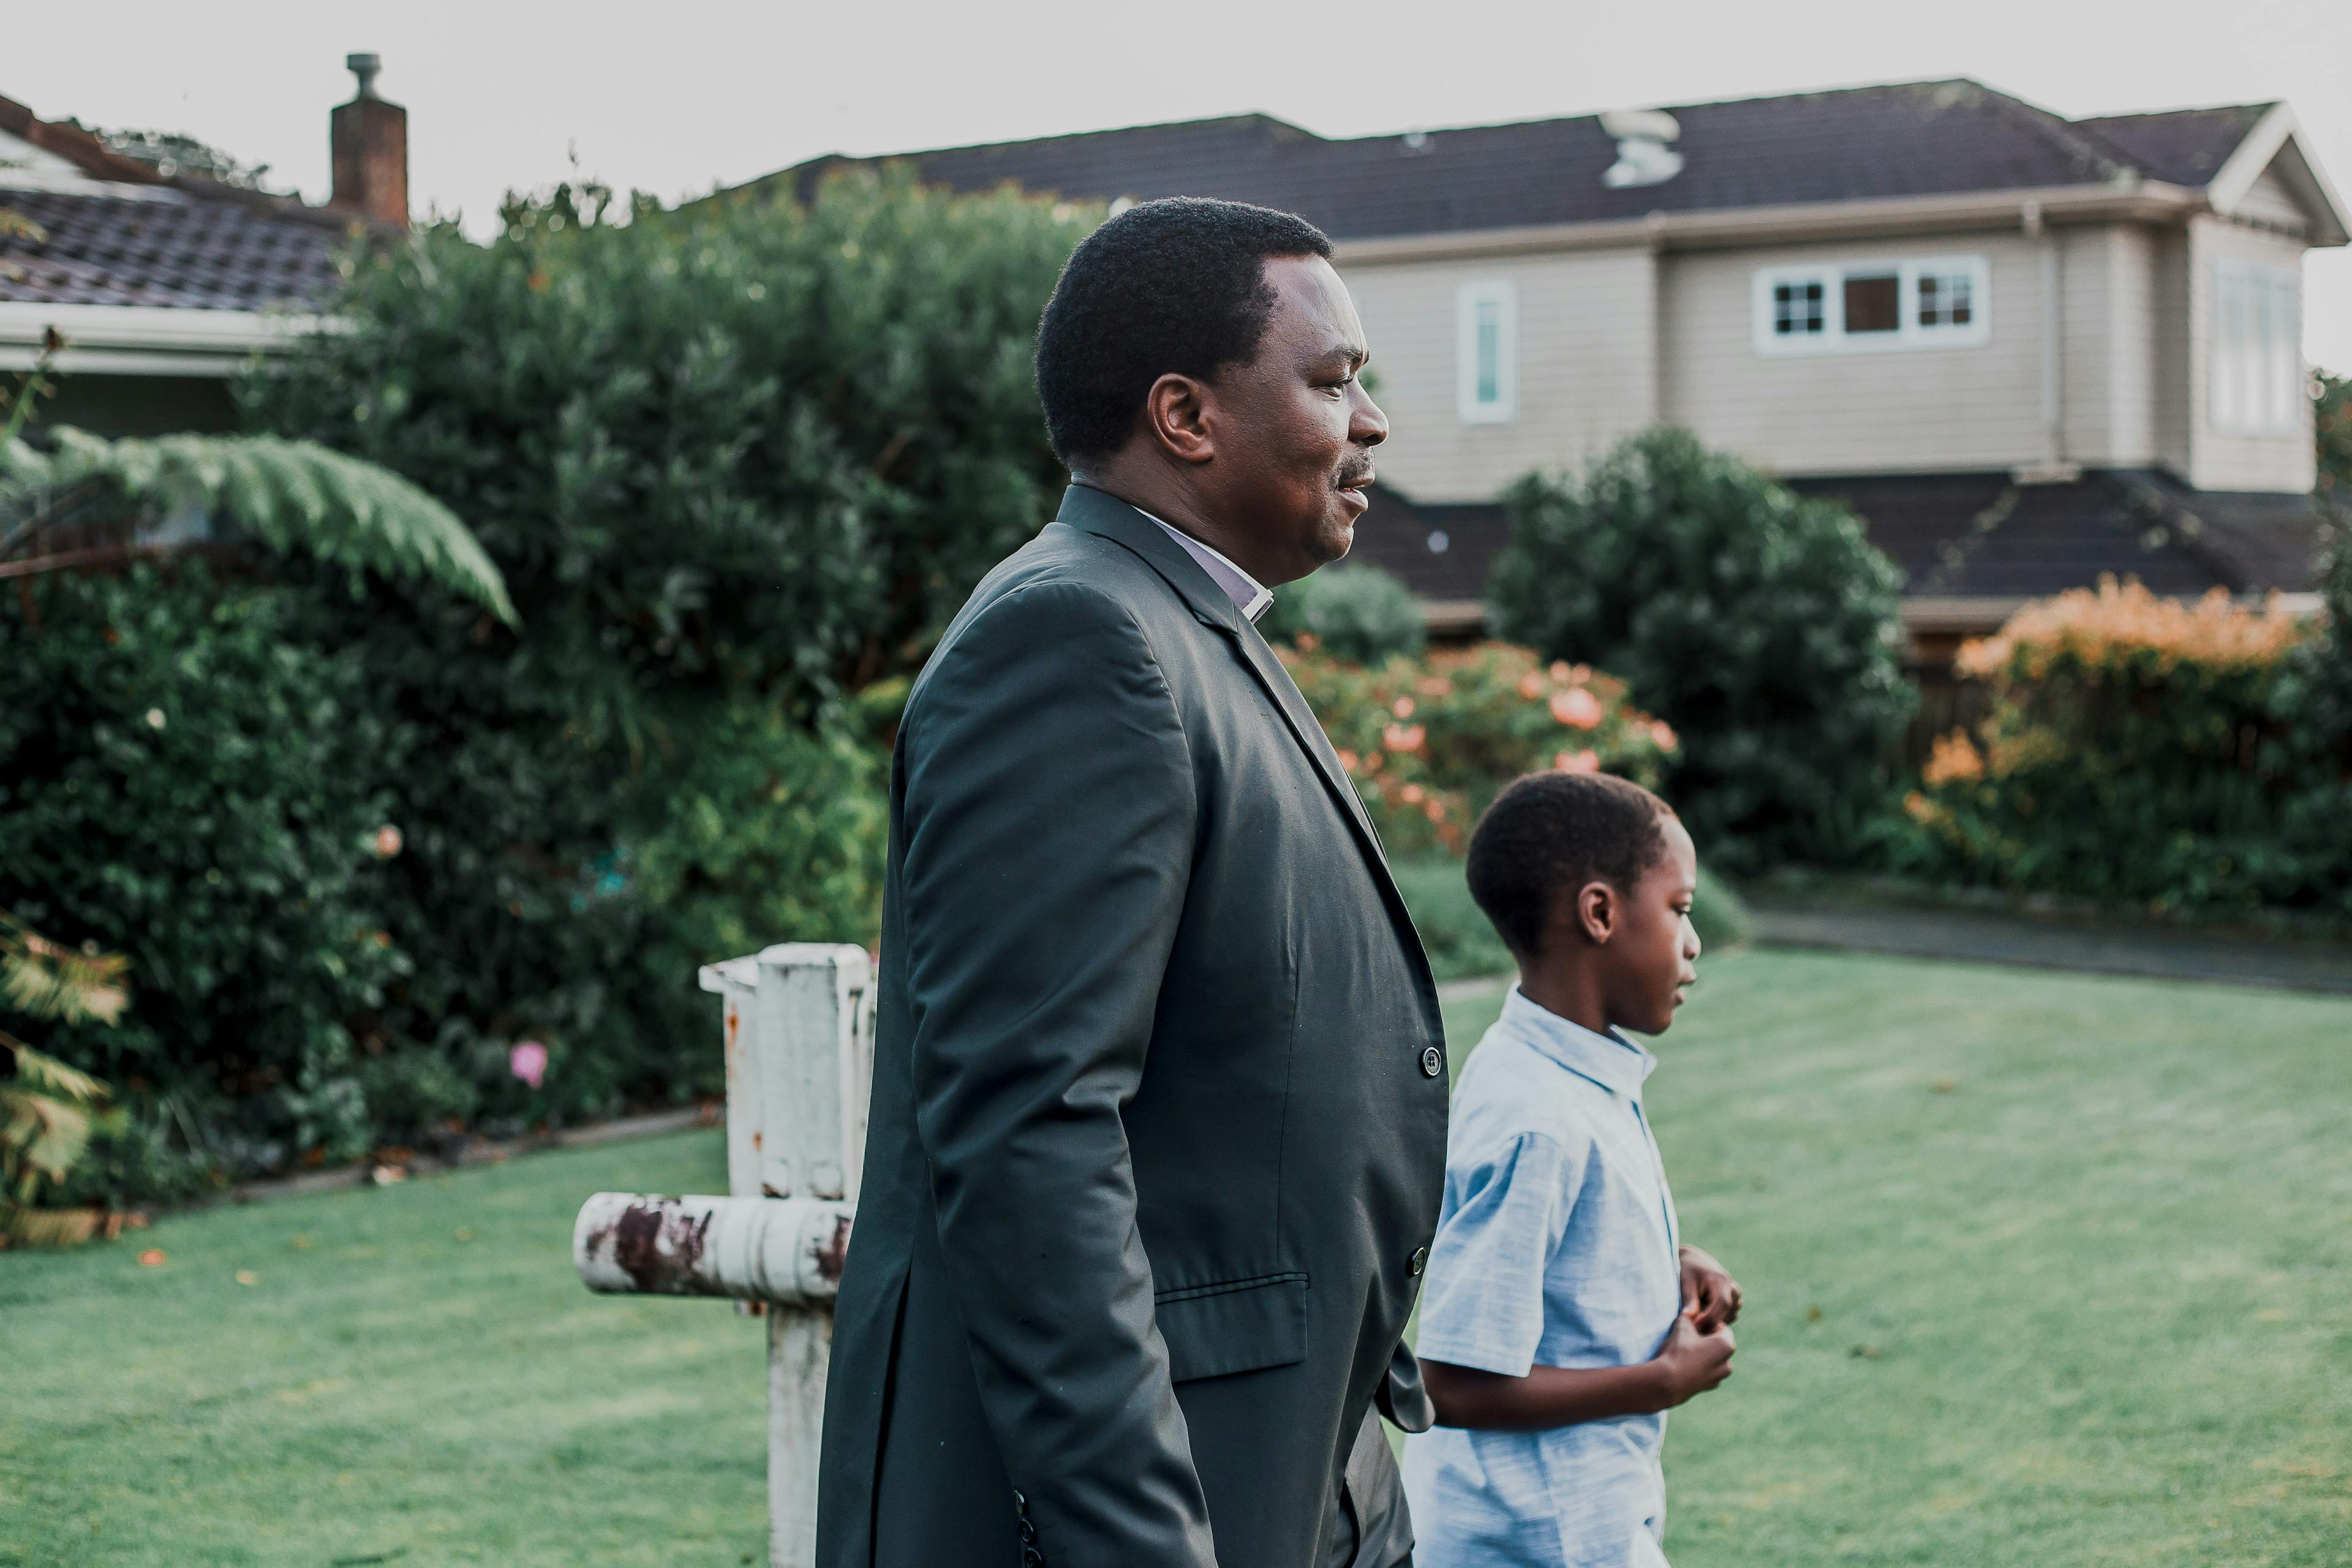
[1899,578,2352,914]
[1282,639,1675,856]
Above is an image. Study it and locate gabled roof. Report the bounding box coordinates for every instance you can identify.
[754,79,2345,248]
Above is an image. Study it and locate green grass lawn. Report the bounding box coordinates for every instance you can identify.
[6,949,2350,1566]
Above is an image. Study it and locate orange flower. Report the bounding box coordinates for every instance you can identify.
[1649,720,1678,753]
[1550,687,1604,729]
[1390,696,1415,719]
[1921,731,1984,786]
[1423,798,1446,821]
[1416,676,1454,698]
[1336,748,1360,773]
[1549,661,1572,682]
[1382,723,1425,753]
[1362,751,1384,773]
[1517,672,1546,699]
[1400,783,1427,804]
[1554,748,1600,774]
[1295,631,1320,653]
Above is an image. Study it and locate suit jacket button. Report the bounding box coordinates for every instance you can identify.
[1419,1044,1444,1078]
[1409,1245,1428,1276]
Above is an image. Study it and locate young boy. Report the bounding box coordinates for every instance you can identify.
[1403,771,1741,1568]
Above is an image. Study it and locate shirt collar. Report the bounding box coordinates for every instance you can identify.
[1139,512,1274,624]
[1501,986,1657,1101]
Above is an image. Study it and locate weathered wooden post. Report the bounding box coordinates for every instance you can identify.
[573,943,874,1567]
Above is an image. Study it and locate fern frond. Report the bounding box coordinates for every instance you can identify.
[2,428,518,625]
[0,916,130,1026]
[2,1038,112,1106]
[1,1082,94,1184]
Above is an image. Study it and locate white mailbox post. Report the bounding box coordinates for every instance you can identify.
[573,943,875,1567]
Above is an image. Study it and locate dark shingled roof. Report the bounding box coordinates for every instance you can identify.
[763,80,2268,243]
[1357,472,2327,609]
[0,91,351,311]
[2076,105,2276,188]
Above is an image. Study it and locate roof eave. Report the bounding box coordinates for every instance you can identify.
[1331,180,2207,265]
[0,301,336,377]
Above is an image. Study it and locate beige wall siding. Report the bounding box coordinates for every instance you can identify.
[2188,216,2315,493]
[1339,248,1656,503]
[2062,226,2160,467]
[2231,164,2313,236]
[2151,232,2195,475]
[1658,232,2049,475]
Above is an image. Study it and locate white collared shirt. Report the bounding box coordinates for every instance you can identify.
[1140,512,1275,624]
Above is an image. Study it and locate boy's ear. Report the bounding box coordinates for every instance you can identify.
[1577,880,1616,945]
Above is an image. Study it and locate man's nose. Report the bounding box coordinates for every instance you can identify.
[1351,386,1388,447]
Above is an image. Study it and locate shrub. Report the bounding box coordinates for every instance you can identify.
[1487,427,1915,870]
[1261,562,1427,665]
[1900,578,2351,914]
[1283,641,1675,858]
[0,564,403,1191]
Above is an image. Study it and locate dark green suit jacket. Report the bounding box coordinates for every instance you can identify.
[816,485,1447,1567]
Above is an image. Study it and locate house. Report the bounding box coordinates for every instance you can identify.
[752,80,2349,650]
[0,55,408,439]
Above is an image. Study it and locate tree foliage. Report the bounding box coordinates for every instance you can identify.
[1487,427,1915,869]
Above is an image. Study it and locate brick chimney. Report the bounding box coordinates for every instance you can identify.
[330,53,407,227]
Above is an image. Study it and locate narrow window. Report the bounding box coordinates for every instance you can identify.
[1842,271,1900,334]
[1475,298,1502,404]
[1456,281,1518,424]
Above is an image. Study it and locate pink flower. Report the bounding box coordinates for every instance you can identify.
[1516,672,1546,699]
[371,825,404,859]
[1400,783,1427,804]
[1550,687,1604,729]
[1381,723,1426,754]
[1549,661,1572,682]
[1554,748,1601,774]
[1651,720,1678,753]
[1336,748,1360,773]
[509,1041,549,1090]
[1390,696,1416,719]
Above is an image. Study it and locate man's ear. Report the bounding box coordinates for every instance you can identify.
[1577,880,1616,945]
[1144,372,1217,466]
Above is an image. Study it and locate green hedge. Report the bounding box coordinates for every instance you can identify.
[4,170,1078,1203]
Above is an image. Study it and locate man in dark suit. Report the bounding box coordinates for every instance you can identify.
[817,198,1447,1568]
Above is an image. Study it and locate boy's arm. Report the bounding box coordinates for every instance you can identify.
[1422,1308,1735,1431]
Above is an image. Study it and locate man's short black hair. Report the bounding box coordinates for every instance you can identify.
[1466,772,1675,959]
[1034,197,1333,466]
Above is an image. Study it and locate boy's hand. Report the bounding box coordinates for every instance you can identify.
[1651,1308,1735,1408]
[1679,1244,1743,1333]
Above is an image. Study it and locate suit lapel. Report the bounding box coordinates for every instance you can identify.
[1057,486,1427,971]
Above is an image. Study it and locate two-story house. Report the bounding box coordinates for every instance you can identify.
[755,80,2348,652]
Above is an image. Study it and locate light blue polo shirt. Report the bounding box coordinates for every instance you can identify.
[1403,988,1683,1568]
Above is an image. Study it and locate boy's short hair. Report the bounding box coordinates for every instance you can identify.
[1466,772,1675,959]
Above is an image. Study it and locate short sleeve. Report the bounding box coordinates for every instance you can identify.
[1412,1131,1585,1378]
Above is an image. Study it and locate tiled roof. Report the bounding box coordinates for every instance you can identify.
[763,80,2268,243]
[1,91,350,312]
[0,186,347,311]
[1355,471,2326,610]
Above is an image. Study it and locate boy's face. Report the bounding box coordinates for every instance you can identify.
[1602,814,1702,1036]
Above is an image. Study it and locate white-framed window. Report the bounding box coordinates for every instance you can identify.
[1752,255,1992,355]
[2210,260,2302,435]
[1456,280,1518,424]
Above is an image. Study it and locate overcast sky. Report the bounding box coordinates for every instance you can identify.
[13,0,2351,371]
